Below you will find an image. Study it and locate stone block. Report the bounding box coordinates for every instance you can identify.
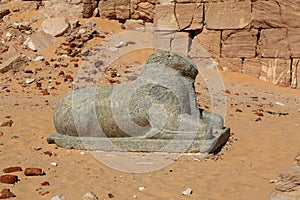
[99,0,130,20]
[291,59,300,89]
[176,0,220,2]
[124,19,145,31]
[131,1,155,22]
[82,3,95,18]
[205,1,251,29]
[244,58,291,87]
[221,29,258,58]
[98,0,115,19]
[252,0,284,28]
[258,28,290,59]
[278,0,300,28]
[69,0,82,5]
[192,28,220,58]
[287,28,300,58]
[41,17,69,37]
[218,58,242,72]
[115,0,131,20]
[175,3,203,30]
[154,31,191,56]
[171,32,192,56]
[24,30,55,51]
[154,4,178,30]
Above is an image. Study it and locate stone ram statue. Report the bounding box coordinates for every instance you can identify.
[47,51,230,153]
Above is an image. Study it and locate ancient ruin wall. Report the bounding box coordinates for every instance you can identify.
[81,0,300,88]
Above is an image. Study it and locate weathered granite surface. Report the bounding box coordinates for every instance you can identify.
[48,51,230,153]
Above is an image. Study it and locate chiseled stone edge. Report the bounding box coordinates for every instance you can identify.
[47,127,230,153]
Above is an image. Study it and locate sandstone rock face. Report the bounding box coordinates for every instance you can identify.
[192,28,220,59]
[258,29,290,59]
[154,4,178,30]
[218,58,242,72]
[291,59,300,89]
[124,19,145,30]
[221,29,258,58]
[40,1,82,18]
[279,0,300,28]
[205,1,251,29]
[175,3,203,30]
[287,28,300,58]
[41,17,69,37]
[252,0,284,29]
[131,0,155,21]
[82,0,98,18]
[99,0,130,20]
[154,32,191,56]
[154,2,203,30]
[244,58,291,87]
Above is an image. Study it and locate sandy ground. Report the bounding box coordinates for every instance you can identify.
[1,1,300,200]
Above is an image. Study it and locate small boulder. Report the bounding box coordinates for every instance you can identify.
[51,195,66,200]
[0,175,18,184]
[82,192,99,200]
[0,56,25,74]
[276,166,300,192]
[24,31,55,51]
[41,17,69,37]
[269,166,300,200]
[0,7,10,19]
[0,189,16,199]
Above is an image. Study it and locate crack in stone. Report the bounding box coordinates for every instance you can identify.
[173,2,180,31]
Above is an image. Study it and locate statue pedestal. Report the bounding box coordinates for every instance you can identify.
[48,127,230,153]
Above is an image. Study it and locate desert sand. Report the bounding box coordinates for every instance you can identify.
[1,1,300,200]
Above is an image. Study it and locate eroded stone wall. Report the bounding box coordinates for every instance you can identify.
[36,0,300,88]
[89,0,299,88]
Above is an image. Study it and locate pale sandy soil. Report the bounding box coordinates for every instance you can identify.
[1,2,300,200]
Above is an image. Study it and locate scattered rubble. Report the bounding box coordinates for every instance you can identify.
[51,195,66,200]
[41,181,50,186]
[0,174,18,184]
[0,120,13,127]
[24,168,44,176]
[108,193,114,198]
[3,167,22,173]
[82,192,99,200]
[182,188,193,196]
[0,189,16,199]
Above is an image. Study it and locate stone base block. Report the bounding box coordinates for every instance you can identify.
[47,127,230,153]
